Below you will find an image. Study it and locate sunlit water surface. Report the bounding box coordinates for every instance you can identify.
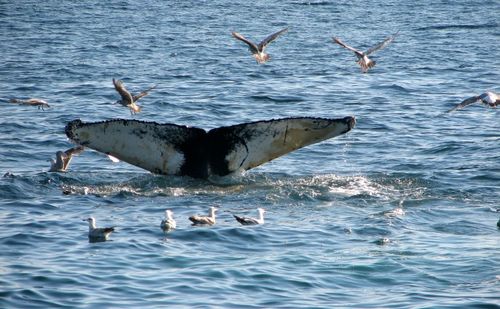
[0,1,499,308]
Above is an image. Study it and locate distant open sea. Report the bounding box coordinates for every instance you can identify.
[0,0,499,308]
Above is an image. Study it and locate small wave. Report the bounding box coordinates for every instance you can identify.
[292,1,333,6]
[374,84,411,93]
[432,220,490,236]
[419,141,464,155]
[417,23,497,31]
[250,94,305,103]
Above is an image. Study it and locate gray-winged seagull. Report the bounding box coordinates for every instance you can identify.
[232,27,288,64]
[333,32,399,73]
[84,217,115,242]
[9,98,50,110]
[160,209,177,232]
[112,78,156,115]
[48,146,84,172]
[189,206,218,226]
[448,91,499,112]
[234,208,266,225]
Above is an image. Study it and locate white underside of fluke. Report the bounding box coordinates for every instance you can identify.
[66,117,355,178]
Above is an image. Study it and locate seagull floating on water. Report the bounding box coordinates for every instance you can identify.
[9,98,50,110]
[232,27,288,64]
[383,207,405,217]
[84,217,115,242]
[332,32,399,73]
[48,145,85,172]
[112,78,156,115]
[189,207,218,225]
[447,91,499,112]
[233,208,266,225]
[161,209,177,232]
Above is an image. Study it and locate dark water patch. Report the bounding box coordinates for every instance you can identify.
[352,225,392,237]
[0,232,55,248]
[431,220,491,236]
[250,94,305,103]
[416,23,498,31]
[2,288,71,309]
[372,83,412,93]
[419,141,468,155]
[172,227,224,243]
[292,1,334,6]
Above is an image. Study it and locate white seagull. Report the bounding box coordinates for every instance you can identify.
[232,27,288,64]
[160,209,177,232]
[48,145,85,172]
[332,32,399,73]
[9,98,50,110]
[448,91,499,112]
[83,217,115,242]
[112,78,156,115]
[233,208,266,225]
[189,207,218,226]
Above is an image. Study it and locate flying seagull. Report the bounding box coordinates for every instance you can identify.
[189,207,218,226]
[332,32,399,73]
[48,145,85,172]
[83,217,115,242]
[232,27,288,64]
[160,209,177,232]
[233,208,266,225]
[9,98,50,110]
[112,78,156,115]
[447,91,499,112]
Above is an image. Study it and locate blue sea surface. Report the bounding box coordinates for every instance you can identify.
[0,1,499,308]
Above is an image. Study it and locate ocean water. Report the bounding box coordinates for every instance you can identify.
[0,0,499,308]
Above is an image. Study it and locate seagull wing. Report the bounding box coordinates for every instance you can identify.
[113,78,134,104]
[64,145,85,157]
[332,37,364,56]
[132,84,157,102]
[232,32,259,54]
[365,31,399,55]
[61,146,84,171]
[102,227,115,234]
[90,227,115,238]
[447,96,480,112]
[258,27,288,50]
[234,215,258,225]
[189,215,214,225]
[26,98,49,105]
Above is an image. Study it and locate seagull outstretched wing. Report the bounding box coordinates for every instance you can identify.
[232,32,259,54]
[447,96,480,112]
[132,85,157,102]
[365,31,399,55]
[258,27,288,50]
[333,37,363,56]
[113,79,134,104]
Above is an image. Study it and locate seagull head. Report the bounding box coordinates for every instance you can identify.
[83,217,93,222]
[165,209,174,219]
